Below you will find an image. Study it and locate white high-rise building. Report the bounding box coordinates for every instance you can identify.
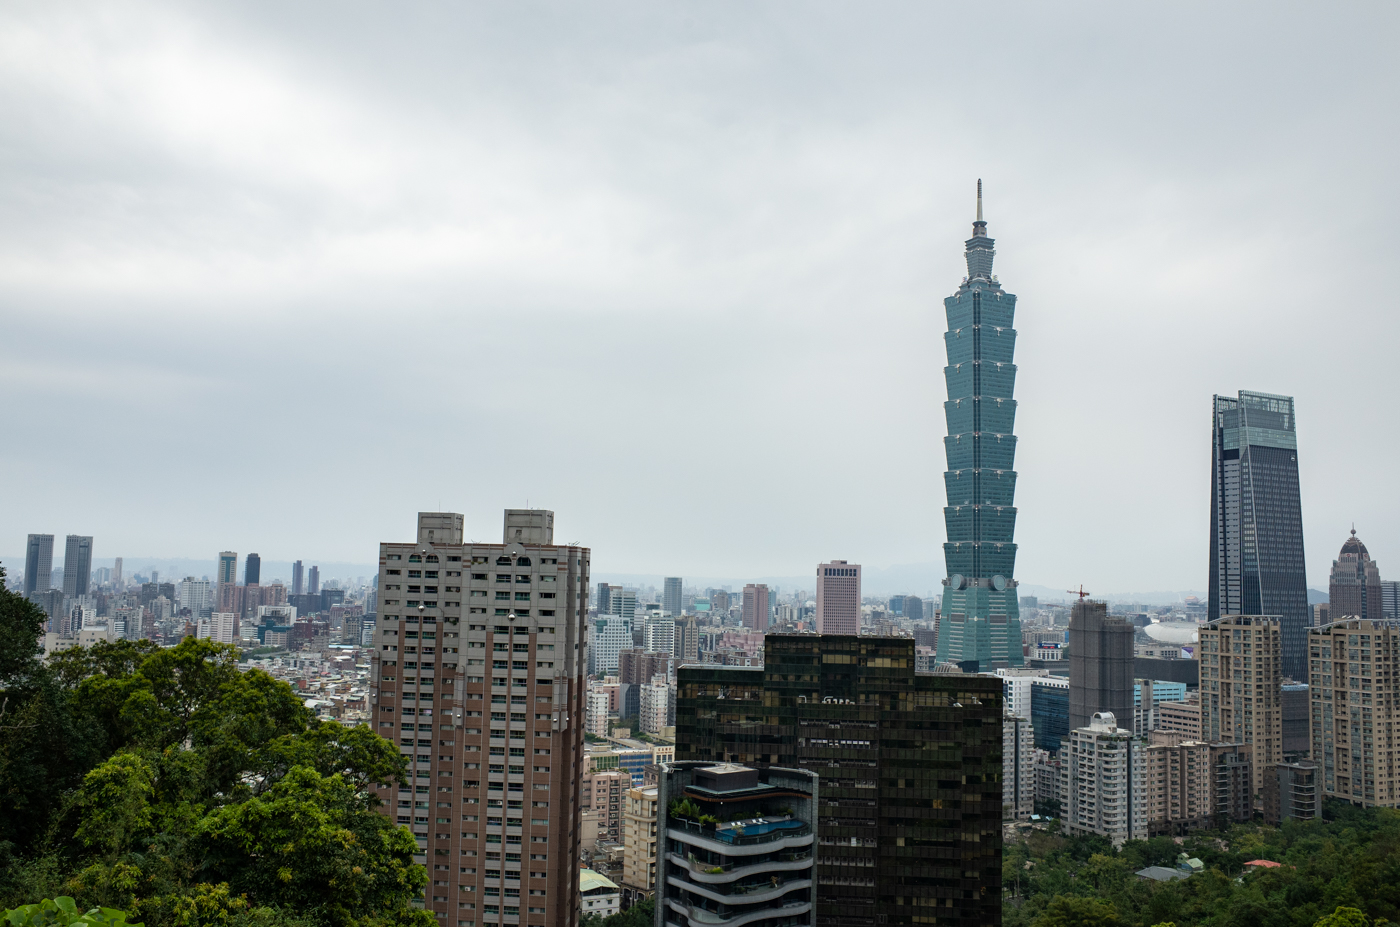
[178,577,213,617]
[610,589,637,620]
[197,612,239,644]
[590,615,633,676]
[587,689,612,736]
[1004,712,1035,820]
[644,616,675,656]
[640,681,673,734]
[994,667,1048,720]
[1062,712,1146,847]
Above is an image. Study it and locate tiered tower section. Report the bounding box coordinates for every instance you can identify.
[936,181,1025,669]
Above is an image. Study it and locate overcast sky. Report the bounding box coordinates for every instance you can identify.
[3,2,1398,594]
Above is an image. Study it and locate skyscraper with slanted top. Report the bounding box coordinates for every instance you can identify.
[1209,390,1309,680]
[936,182,1024,669]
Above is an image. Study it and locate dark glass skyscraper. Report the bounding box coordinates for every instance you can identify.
[1209,390,1309,680]
[937,182,1024,669]
[24,534,54,598]
[676,636,1003,927]
[62,535,93,597]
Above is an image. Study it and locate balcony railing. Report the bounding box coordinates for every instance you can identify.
[668,817,811,847]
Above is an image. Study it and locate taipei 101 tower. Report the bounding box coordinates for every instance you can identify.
[934,181,1025,669]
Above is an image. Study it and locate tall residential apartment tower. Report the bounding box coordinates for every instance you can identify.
[815,561,861,635]
[1209,391,1309,680]
[370,510,590,927]
[1198,615,1283,797]
[937,182,1024,669]
[1308,618,1399,808]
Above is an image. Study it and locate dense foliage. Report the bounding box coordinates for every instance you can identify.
[1008,805,1400,927]
[4,896,140,927]
[0,568,430,927]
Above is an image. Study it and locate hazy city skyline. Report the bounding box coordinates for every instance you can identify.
[4,4,1399,593]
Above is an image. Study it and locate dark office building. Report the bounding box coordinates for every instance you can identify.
[308,565,320,596]
[244,552,261,586]
[1031,679,1070,752]
[292,560,304,596]
[597,581,612,614]
[1209,390,1310,680]
[675,635,1002,927]
[1068,599,1134,732]
[62,535,93,597]
[904,595,925,622]
[24,534,54,598]
[1281,683,1310,757]
[1328,530,1382,621]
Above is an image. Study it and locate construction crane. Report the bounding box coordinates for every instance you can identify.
[1067,585,1091,600]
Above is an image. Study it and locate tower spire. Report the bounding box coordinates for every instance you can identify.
[972,179,987,237]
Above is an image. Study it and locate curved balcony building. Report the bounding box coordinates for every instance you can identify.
[655,762,817,927]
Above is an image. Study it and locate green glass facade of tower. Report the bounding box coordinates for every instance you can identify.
[936,186,1025,669]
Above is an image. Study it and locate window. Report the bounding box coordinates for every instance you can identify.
[388,554,402,561]
[516,557,531,566]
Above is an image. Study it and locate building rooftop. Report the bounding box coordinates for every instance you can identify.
[1136,866,1190,882]
[579,869,619,894]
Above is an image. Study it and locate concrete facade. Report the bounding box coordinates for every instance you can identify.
[1062,712,1146,848]
[1198,615,1283,797]
[1068,599,1134,732]
[815,561,860,635]
[370,510,590,927]
[1308,618,1400,807]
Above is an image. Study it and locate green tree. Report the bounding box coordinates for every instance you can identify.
[194,766,427,927]
[1314,908,1370,927]
[0,631,424,927]
[1032,896,1122,927]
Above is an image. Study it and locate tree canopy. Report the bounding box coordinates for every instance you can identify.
[1009,804,1400,927]
[0,570,429,927]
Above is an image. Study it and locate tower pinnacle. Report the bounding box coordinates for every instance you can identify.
[972,179,987,237]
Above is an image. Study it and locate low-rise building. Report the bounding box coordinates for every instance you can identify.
[1263,760,1319,825]
[579,868,620,919]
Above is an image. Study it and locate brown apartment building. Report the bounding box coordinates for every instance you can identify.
[371,511,590,927]
[1309,618,1400,807]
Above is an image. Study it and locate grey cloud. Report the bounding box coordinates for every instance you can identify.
[2,1,1398,592]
